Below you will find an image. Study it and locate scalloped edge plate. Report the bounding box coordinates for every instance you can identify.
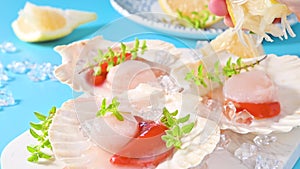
[110,0,299,40]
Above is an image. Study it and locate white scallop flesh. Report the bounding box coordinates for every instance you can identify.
[49,97,139,169]
[106,60,160,96]
[223,70,277,103]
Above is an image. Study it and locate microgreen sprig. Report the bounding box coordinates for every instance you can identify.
[185,55,268,88]
[96,97,124,121]
[80,38,147,75]
[27,107,56,163]
[161,107,195,149]
[177,6,216,29]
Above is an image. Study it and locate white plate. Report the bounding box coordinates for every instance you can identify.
[110,0,298,40]
[110,0,226,40]
[0,131,65,169]
[110,0,299,40]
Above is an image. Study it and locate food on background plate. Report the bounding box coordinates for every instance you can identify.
[11,2,97,42]
[54,36,186,97]
[158,0,222,29]
[37,94,220,169]
[202,28,264,58]
[186,54,300,134]
[226,0,295,42]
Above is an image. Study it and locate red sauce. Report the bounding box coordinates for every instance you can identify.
[85,53,132,86]
[110,119,173,167]
[232,101,281,119]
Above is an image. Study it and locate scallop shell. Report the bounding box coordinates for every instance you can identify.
[54,36,183,96]
[220,54,300,134]
[49,94,220,169]
[48,96,139,169]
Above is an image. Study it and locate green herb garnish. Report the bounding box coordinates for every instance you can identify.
[161,107,195,149]
[185,55,268,88]
[27,107,56,163]
[80,38,148,75]
[96,97,124,121]
[177,6,216,29]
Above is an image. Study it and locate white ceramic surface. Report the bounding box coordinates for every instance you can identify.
[110,0,298,40]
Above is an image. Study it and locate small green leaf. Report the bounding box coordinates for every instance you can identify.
[177,114,190,124]
[114,111,124,121]
[173,140,182,149]
[38,152,52,159]
[161,134,172,141]
[172,125,181,137]
[30,122,43,130]
[27,146,36,153]
[182,123,195,134]
[237,57,242,67]
[34,112,46,121]
[171,110,178,116]
[27,154,38,163]
[29,128,40,139]
[134,38,140,50]
[166,139,175,148]
[197,64,203,77]
[166,113,175,127]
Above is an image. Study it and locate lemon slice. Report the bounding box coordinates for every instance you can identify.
[12,2,97,42]
[226,0,295,42]
[203,28,264,58]
[158,0,222,28]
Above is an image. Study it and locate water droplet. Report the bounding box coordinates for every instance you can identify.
[0,41,17,53]
[253,135,277,147]
[255,154,282,169]
[234,143,258,161]
[0,89,15,107]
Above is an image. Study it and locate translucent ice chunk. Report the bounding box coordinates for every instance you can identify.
[158,75,183,94]
[27,62,58,82]
[0,89,15,107]
[224,101,236,120]
[6,61,29,74]
[0,63,9,88]
[234,143,258,161]
[255,155,282,169]
[253,135,277,147]
[0,41,17,53]
[27,64,48,82]
[216,134,231,150]
[234,109,253,125]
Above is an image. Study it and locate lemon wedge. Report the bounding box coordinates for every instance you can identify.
[158,0,222,28]
[202,28,264,58]
[225,0,295,42]
[12,2,97,42]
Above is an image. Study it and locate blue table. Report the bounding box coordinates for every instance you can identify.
[0,0,299,168]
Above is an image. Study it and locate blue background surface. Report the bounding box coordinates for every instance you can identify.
[0,0,299,168]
